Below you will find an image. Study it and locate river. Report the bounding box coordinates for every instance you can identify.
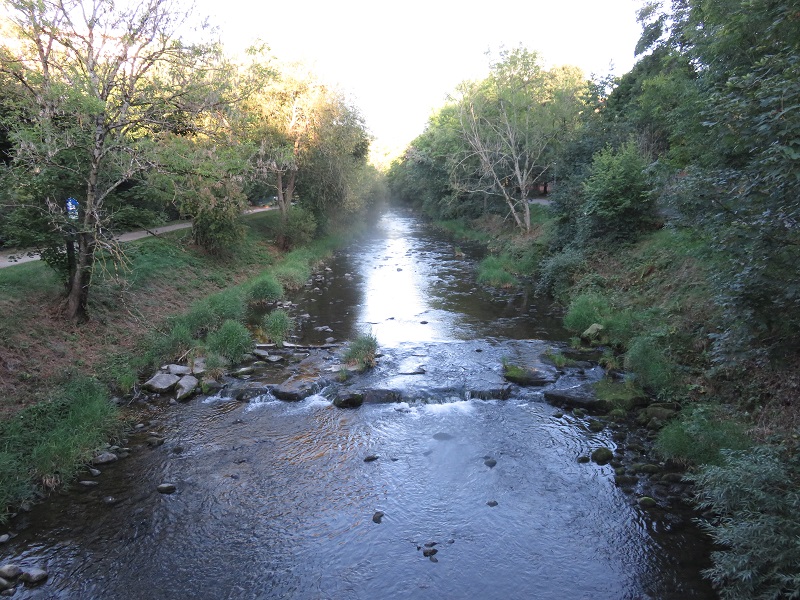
[1,209,715,599]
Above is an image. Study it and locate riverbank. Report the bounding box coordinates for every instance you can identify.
[0,209,354,523]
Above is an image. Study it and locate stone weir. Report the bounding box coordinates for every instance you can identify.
[205,339,609,412]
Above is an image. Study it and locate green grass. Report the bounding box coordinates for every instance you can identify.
[206,319,254,363]
[262,309,294,347]
[246,274,284,304]
[343,333,378,370]
[0,376,120,524]
[0,260,61,299]
[477,255,518,288]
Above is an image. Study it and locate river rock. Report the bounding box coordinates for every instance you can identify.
[0,578,11,592]
[362,388,402,404]
[332,391,364,409]
[143,373,180,394]
[422,547,437,557]
[19,568,48,584]
[484,458,497,468]
[175,375,199,401]
[503,364,558,386]
[166,364,191,376]
[372,511,384,524]
[467,379,512,400]
[0,535,9,544]
[364,455,379,462]
[486,500,499,507]
[544,383,611,414]
[271,377,318,402]
[92,451,118,465]
[638,496,657,509]
[157,483,176,494]
[581,323,605,343]
[591,447,614,465]
[0,567,19,581]
[78,480,99,487]
[191,357,206,376]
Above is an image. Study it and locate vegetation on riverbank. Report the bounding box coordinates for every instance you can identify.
[0,207,379,524]
[388,2,800,595]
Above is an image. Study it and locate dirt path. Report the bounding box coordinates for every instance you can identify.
[0,207,275,269]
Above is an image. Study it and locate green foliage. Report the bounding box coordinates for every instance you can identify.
[343,333,378,370]
[623,335,677,395]
[581,141,654,243]
[536,246,586,300]
[108,206,166,231]
[262,309,294,347]
[246,274,284,304]
[656,404,751,466]
[693,446,800,600]
[563,292,613,334]
[0,377,119,523]
[278,206,318,250]
[476,255,518,288]
[206,320,253,363]
[592,379,646,411]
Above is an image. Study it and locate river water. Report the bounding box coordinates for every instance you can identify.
[1,209,715,599]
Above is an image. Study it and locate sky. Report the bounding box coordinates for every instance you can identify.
[196,0,644,154]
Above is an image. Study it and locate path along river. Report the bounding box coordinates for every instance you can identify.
[1,209,715,599]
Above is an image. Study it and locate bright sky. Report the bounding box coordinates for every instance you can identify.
[197,0,643,154]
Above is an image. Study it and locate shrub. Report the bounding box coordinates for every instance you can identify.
[263,309,294,347]
[656,404,751,466]
[273,262,311,291]
[693,446,800,600]
[206,320,253,363]
[246,274,284,305]
[277,206,317,250]
[343,333,378,370]
[580,141,655,243]
[537,246,586,299]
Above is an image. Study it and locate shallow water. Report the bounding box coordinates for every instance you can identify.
[1,210,715,599]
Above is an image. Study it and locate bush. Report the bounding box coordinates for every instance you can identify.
[263,309,294,347]
[277,206,317,250]
[206,320,253,363]
[693,446,800,600]
[656,404,751,466]
[580,141,655,243]
[537,246,586,299]
[108,206,166,231]
[246,274,284,305]
[623,335,677,395]
[343,333,378,370]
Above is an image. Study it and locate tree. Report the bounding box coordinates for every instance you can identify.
[453,47,586,231]
[0,0,222,320]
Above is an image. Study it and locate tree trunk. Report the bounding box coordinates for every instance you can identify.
[65,231,94,322]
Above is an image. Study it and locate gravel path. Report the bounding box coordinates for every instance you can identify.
[0,207,275,269]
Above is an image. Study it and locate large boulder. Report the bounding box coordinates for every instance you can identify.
[143,373,180,394]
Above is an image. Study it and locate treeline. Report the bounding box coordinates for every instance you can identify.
[389,2,800,598]
[0,0,386,322]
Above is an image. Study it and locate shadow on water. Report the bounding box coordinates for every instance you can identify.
[0,209,715,599]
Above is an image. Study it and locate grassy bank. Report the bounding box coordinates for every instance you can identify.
[0,209,350,523]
